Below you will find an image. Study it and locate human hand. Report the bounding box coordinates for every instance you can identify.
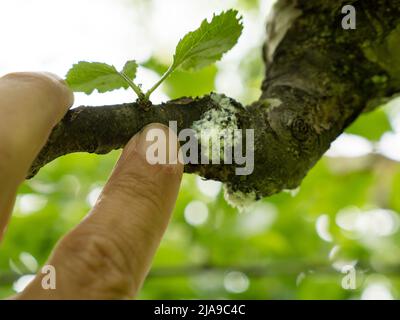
[0,72,183,299]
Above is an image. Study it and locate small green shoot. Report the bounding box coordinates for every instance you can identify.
[65,10,243,103]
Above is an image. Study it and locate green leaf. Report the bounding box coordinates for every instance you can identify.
[122,60,138,79]
[172,9,243,71]
[66,61,138,95]
[144,10,243,99]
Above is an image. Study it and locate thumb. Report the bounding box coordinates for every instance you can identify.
[18,124,183,299]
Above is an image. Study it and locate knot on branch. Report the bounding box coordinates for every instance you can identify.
[290,117,310,141]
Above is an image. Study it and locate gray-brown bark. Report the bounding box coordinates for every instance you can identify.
[29,0,400,200]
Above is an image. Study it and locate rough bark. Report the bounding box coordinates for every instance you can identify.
[29,0,400,200]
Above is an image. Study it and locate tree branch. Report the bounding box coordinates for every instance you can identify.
[29,0,400,200]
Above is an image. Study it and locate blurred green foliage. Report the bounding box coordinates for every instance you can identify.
[1,0,400,300]
[143,58,217,99]
[346,109,392,141]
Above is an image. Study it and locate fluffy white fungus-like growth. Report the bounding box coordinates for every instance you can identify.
[191,93,241,162]
[193,93,258,209]
[223,185,257,212]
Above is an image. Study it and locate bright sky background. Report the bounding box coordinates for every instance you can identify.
[0,0,273,105]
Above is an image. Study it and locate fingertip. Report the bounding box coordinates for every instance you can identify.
[1,71,74,121]
[0,72,74,192]
[106,123,183,216]
[34,72,75,121]
[120,123,183,175]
